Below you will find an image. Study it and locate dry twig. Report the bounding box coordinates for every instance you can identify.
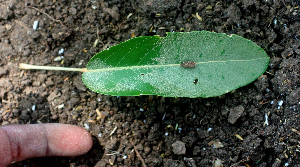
[96,26,105,47]
[130,140,147,167]
[25,5,66,27]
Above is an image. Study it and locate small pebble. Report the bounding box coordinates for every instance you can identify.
[58,48,64,54]
[57,104,64,109]
[162,113,166,120]
[98,133,102,138]
[32,105,36,111]
[84,123,90,130]
[54,56,64,61]
[278,100,283,109]
[264,113,269,126]
[33,20,39,30]
[171,141,186,155]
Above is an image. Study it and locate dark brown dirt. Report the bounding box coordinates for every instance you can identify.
[0,0,299,166]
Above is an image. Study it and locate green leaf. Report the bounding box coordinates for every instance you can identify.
[82,31,269,98]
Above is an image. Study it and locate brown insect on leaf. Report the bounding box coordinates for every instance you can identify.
[180,61,196,68]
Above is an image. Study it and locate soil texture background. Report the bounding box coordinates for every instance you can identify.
[0,0,299,166]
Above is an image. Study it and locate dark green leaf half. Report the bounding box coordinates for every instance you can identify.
[82,31,269,98]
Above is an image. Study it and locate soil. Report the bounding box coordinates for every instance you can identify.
[0,0,299,166]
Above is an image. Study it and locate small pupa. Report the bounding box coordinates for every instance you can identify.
[180,61,196,68]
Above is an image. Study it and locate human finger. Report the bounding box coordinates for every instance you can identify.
[0,123,92,167]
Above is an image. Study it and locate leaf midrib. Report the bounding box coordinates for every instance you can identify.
[86,57,268,72]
